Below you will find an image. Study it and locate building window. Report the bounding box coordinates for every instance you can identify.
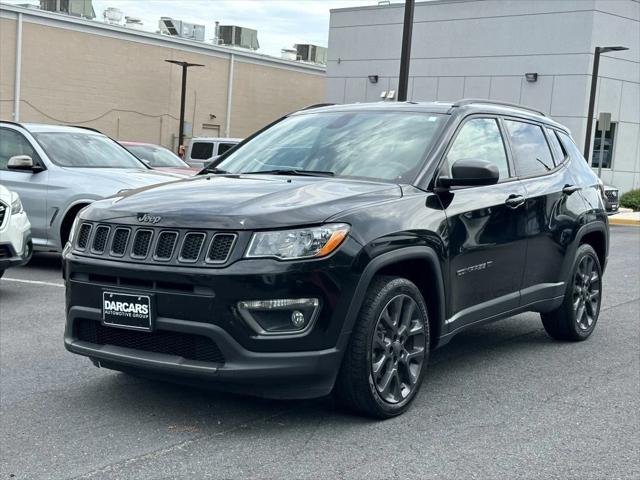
[591,121,617,169]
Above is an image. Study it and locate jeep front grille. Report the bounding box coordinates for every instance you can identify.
[180,233,206,262]
[155,231,178,260]
[77,223,92,250]
[73,221,238,267]
[110,228,130,256]
[132,229,153,258]
[207,233,236,263]
[91,225,110,253]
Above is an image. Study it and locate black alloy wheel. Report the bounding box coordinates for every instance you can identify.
[371,294,427,404]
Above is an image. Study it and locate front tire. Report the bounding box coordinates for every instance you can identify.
[335,276,429,418]
[541,244,602,341]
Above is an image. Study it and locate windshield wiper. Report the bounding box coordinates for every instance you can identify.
[241,169,335,177]
[200,166,229,175]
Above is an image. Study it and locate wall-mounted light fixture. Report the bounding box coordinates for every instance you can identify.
[525,72,538,83]
[368,75,379,84]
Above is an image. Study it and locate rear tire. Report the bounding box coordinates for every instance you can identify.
[335,276,429,419]
[541,244,602,341]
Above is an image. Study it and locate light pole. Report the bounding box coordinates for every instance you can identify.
[397,0,415,102]
[165,60,204,153]
[583,45,628,162]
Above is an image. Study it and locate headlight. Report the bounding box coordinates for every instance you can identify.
[10,195,23,214]
[246,223,350,260]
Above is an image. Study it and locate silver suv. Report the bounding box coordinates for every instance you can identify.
[0,123,183,253]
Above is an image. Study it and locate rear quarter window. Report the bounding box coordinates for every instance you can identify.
[190,142,214,160]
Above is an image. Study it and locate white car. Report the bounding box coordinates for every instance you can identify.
[0,185,32,278]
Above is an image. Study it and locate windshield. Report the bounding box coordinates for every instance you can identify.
[216,111,446,182]
[33,132,146,168]
[125,144,186,168]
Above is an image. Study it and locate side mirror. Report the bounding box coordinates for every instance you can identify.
[438,159,499,188]
[7,155,41,172]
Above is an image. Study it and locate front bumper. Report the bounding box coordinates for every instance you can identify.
[63,246,361,399]
[64,307,343,399]
[0,230,32,271]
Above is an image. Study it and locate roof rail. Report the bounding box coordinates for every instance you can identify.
[0,120,26,129]
[68,125,103,133]
[301,103,335,111]
[450,98,546,117]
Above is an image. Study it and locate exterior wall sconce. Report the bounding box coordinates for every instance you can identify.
[525,73,538,82]
[368,75,379,84]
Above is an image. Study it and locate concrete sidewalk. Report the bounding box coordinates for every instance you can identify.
[610,208,640,226]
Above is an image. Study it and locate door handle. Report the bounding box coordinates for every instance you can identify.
[505,194,525,209]
[562,184,581,195]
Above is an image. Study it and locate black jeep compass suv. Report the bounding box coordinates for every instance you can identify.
[63,100,608,418]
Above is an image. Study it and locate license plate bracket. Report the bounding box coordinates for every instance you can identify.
[102,291,154,331]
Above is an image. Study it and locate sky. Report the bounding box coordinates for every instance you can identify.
[6,0,390,57]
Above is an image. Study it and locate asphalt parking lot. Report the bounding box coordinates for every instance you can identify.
[1,226,638,480]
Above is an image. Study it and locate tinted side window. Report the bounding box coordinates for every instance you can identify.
[546,128,565,166]
[503,120,554,176]
[557,131,586,163]
[446,118,510,180]
[0,128,39,171]
[190,142,214,160]
[217,143,236,155]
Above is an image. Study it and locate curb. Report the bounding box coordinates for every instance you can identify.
[610,217,640,226]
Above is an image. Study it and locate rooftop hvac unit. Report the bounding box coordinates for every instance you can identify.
[158,17,205,42]
[217,25,259,50]
[40,0,95,18]
[103,7,123,24]
[295,44,327,64]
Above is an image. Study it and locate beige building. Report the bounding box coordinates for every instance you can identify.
[0,4,325,149]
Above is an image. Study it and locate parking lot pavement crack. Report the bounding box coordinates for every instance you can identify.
[67,408,297,480]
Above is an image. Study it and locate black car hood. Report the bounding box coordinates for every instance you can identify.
[84,174,402,229]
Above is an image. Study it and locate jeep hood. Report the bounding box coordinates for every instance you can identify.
[83,174,402,229]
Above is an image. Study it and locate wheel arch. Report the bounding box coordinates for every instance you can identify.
[59,200,92,248]
[575,221,608,272]
[339,246,447,352]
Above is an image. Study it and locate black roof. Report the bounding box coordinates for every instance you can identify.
[296,99,569,132]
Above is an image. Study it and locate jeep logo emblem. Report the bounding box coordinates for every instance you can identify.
[137,213,161,224]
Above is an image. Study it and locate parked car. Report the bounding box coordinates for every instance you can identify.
[598,179,619,214]
[185,137,241,169]
[0,122,183,253]
[0,185,32,278]
[120,141,198,176]
[63,100,608,418]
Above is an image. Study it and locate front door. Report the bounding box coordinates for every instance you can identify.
[439,116,528,332]
[0,127,49,246]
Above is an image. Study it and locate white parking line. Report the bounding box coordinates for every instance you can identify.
[1,278,64,288]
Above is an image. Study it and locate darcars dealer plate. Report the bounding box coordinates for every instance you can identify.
[102,291,153,331]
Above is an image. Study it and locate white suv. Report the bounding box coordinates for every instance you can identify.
[0,184,32,278]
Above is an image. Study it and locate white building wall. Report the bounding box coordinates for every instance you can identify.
[327,0,639,192]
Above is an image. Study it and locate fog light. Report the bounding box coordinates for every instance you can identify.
[291,310,306,328]
[237,298,320,335]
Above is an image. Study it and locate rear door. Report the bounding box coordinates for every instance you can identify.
[0,127,49,245]
[502,119,585,304]
[441,116,528,331]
